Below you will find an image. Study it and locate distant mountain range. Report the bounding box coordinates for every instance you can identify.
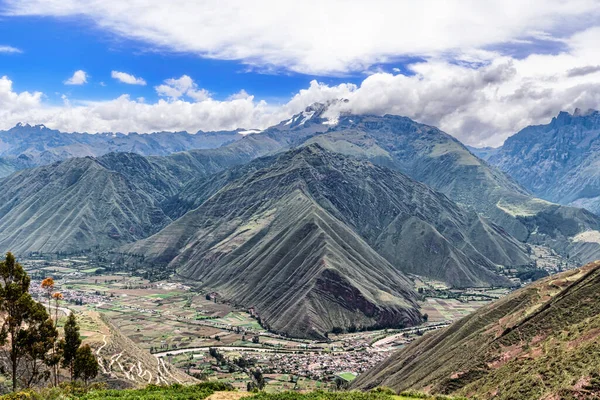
[473,109,600,217]
[3,103,600,337]
[0,123,249,177]
[354,260,600,399]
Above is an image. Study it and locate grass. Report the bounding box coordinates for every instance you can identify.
[81,267,104,274]
[246,391,393,400]
[0,382,235,400]
[79,382,232,399]
[0,385,468,400]
[336,373,357,382]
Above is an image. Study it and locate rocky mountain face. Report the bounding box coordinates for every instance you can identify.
[0,123,248,177]
[259,107,599,265]
[123,145,532,337]
[482,109,600,215]
[299,114,557,238]
[354,260,600,399]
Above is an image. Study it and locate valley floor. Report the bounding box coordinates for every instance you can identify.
[20,254,526,392]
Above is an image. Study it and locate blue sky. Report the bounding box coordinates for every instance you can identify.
[1,14,375,105]
[2,0,600,146]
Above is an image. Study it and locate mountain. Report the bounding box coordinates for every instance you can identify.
[483,109,600,215]
[0,156,172,254]
[298,113,556,238]
[251,105,600,265]
[0,123,249,177]
[123,145,532,337]
[0,134,282,255]
[3,103,599,268]
[465,145,499,160]
[353,260,600,399]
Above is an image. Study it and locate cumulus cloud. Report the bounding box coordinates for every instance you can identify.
[4,0,600,75]
[111,71,146,85]
[4,51,600,147]
[0,76,42,111]
[0,45,22,53]
[155,75,210,102]
[5,25,600,146]
[64,70,87,85]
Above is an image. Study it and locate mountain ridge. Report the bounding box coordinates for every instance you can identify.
[0,123,252,177]
[481,109,600,215]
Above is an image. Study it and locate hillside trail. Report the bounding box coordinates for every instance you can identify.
[207,392,253,400]
[84,310,190,385]
[96,335,108,355]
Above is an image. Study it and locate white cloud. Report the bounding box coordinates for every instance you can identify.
[4,0,600,75]
[0,45,22,53]
[227,89,251,101]
[64,70,87,85]
[111,70,146,85]
[0,76,42,112]
[5,24,600,146]
[155,75,210,102]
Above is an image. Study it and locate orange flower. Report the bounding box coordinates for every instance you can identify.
[41,277,55,290]
[52,292,64,300]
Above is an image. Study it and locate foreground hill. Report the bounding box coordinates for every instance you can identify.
[82,311,193,388]
[354,261,600,399]
[125,145,530,337]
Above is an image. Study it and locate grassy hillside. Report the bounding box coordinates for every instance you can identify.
[353,261,600,399]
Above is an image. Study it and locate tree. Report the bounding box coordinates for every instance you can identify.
[0,252,57,392]
[51,292,63,325]
[73,344,98,388]
[251,368,265,390]
[40,277,55,313]
[18,302,58,388]
[62,312,82,381]
[50,292,63,386]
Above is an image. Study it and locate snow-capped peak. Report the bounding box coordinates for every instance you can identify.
[238,129,262,135]
[282,99,349,128]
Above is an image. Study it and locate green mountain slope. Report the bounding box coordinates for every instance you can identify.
[354,261,600,399]
[0,156,171,254]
